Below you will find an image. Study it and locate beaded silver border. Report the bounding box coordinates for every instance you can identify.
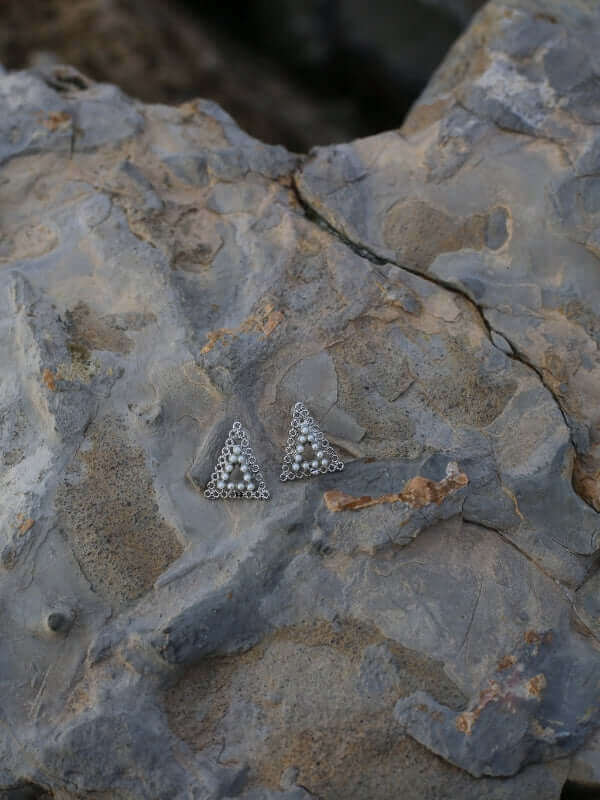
[205,421,270,500]
[280,402,344,481]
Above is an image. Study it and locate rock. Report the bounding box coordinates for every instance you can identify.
[0,2,600,797]
[0,0,352,151]
[296,0,600,521]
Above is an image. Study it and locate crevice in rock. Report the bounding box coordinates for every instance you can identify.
[0,781,53,799]
[484,323,597,515]
[462,517,576,593]
[561,780,600,799]
[293,172,497,344]
[292,176,599,516]
[465,520,600,649]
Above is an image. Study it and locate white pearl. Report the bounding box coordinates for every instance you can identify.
[217,480,225,489]
[294,454,303,463]
[238,455,246,466]
[247,481,255,491]
[236,481,245,491]
[296,444,304,453]
[301,425,309,435]
[302,461,310,470]
[311,460,319,469]
[316,450,324,459]
[243,471,252,482]
[225,463,234,473]
[228,454,238,464]
[321,458,329,467]
[227,482,235,490]
[307,433,315,442]
[292,463,300,472]
[298,435,307,444]
[232,445,242,455]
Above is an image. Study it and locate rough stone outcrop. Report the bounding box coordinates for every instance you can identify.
[1,1,599,798]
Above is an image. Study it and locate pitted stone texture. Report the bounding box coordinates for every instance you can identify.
[0,20,599,800]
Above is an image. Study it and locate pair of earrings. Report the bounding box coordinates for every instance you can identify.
[204,402,344,501]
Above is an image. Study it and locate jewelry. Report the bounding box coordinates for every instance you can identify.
[280,402,344,481]
[205,421,270,500]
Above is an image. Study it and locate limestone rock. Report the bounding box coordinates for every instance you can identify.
[1,2,599,798]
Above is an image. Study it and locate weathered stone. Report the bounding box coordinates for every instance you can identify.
[1,2,600,797]
[296,0,600,520]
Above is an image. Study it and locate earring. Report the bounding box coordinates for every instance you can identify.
[205,421,270,500]
[280,402,344,481]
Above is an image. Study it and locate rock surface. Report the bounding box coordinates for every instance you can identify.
[1,1,600,798]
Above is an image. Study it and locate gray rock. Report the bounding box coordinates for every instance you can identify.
[295,0,600,524]
[0,3,599,798]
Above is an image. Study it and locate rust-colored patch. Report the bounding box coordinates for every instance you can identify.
[497,654,517,671]
[18,518,35,536]
[455,711,476,735]
[501,484,525,521]
[524,630,542,645]
[201,328,234,354]
[42,111,72,131]
[573,459,600,512]
[201,300,284,354]
[42,368,57,391]
[455,680,502,736]
[526,673,547,699]
[324,463,468,512]
[261,309,284,336]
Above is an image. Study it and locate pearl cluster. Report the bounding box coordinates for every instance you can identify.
[215,444,256,492]
[291,424,329,474]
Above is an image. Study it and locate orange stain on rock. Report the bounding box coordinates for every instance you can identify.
[42,368,57,391]
[324,463,468,512]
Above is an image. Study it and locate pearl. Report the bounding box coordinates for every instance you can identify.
[302,461,310,470]
[298,434,307,444]
[228,454,238,464]
[321,458,329,467]
[296,444,304,453]
[225,463,234,473]
[247,481,256,491]
[238,455,246,466]
[221,471,228,481]
[227,482,235,490]
[292,463,300,472]
[311,460,319,469]
[316,450,324,459]
[236,481,245,491]
[307,433,315,442]
[301,425,309,435]
[217,480,225,489]
[294,454,303,463]
[232,445,242,455]
[243,471,252,482]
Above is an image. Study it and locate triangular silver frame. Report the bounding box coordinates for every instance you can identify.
[205,421,270,500]
[280,402,344,481]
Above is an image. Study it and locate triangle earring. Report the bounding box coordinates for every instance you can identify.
[280,402,344,481]
[205,421,270,500]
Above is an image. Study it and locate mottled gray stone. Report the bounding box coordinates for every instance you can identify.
[1,5,600,798]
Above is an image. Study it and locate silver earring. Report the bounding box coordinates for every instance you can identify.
[280,402,344,481]
[205,421,270,500]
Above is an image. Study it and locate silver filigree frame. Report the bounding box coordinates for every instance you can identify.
[280,402,344,481]
[205,421,270,500]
